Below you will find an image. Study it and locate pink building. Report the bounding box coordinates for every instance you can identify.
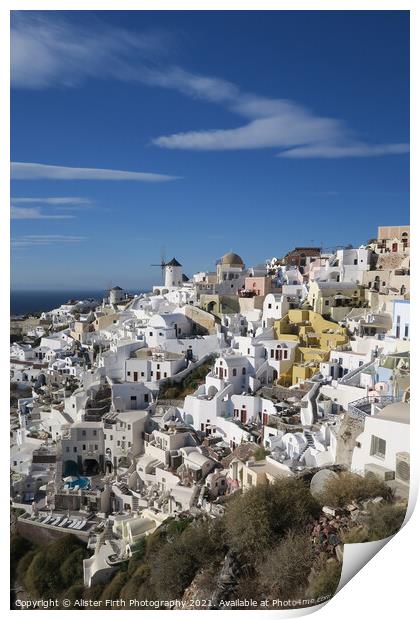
[243,276,272,297]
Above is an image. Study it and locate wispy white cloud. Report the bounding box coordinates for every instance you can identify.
[12,196,92,205]
[11,162,179,182]
[277,142,409,158]
[11,13,171,89]
[153,91,409,158]
[11,13,409,160]
[11,206,75,220]
[11,234,86,247]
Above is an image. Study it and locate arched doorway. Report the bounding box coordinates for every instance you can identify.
[207,301,217,314]
[83,459,100,475]
[63,460,80,476]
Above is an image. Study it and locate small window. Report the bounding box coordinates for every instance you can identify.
[370,435,386,459]
[242,367,246,375]
[233,368,237,376]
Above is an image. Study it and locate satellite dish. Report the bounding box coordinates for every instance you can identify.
[375,382,389,394]
[310,469,339,498]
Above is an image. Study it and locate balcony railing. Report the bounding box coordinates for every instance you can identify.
[348,395,396,418]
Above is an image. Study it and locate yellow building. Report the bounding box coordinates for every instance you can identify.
[230,457,291,489]
[273,310,349,385]
[94,309,120,331]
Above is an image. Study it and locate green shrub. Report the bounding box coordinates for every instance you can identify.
[120,565,150,601]
[99,572,129,603]
[365,503,406,540]
[342,503,407,543]
[150,521,223,599]
[162,386,179,399]
[23,535,86,598]
[83,584,104,600]
[258,530,315,599]
[306,555,342,599]
[127,538,147,575]
[60,548,86,584]
[10,534,36,582]
[60,584,85,609]
[15,550,37,584]
[25,550,64,598]
[317,472,392,508]
[224,478,320,560]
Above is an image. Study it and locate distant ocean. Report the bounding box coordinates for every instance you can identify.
[10,290,143,316]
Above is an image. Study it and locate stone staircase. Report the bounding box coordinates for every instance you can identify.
[303,430,315,447]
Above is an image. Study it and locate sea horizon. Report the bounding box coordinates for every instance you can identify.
[10,288,145,316]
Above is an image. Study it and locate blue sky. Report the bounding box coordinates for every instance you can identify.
[11,10,409,291]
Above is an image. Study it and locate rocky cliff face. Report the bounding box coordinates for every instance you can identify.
[180,550,242,610]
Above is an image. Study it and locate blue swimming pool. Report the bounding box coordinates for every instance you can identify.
[63,476,91,489]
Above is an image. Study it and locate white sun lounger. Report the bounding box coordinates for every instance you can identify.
[75,520,87,530]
